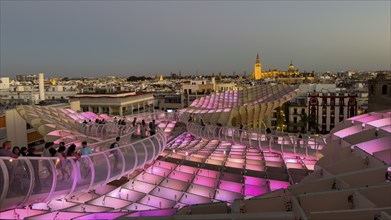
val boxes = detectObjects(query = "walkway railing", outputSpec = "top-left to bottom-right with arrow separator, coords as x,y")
0,128 -> 166,211
187,122 -> 326,159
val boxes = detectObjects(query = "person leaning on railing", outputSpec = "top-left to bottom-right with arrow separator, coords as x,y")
66,144 -> 82,183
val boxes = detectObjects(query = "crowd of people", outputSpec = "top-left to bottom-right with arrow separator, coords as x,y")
0,140 -> 98,193
0,116 -> 160,194
130,117 -> 157,138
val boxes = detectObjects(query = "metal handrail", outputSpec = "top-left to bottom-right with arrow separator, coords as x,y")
0,128 -> 166,211
187,122 -> 325,159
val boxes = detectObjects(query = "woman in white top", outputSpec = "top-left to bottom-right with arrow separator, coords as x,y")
140,120 -> 147,138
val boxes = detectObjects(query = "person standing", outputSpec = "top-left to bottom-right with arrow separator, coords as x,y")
140,120 -> 147,138
56,146 -> 69,180
79,141 -> 93,178
110,137 -> 120,171
12,146 -> 21,156
20,147 -> 28,156
0,141 -> 18,158
132,117 -> 137,127
239,124 -> 243,139
42,142 -> 55,177
296,131 -> 302,148
1,141 -> 19,192
66,144 -> 82,182
272,128 -> 278,146
149,120 -> 157,136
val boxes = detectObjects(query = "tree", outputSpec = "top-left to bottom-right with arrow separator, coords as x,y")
276,107 -> 287,132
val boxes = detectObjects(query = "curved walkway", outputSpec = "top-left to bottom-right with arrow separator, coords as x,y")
187,122 -> 326,159
0,107 -> 169,211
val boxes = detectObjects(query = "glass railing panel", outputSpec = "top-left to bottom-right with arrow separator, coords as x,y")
105,148 -> 124,180
147,139 -> 158,163
52,157 -> 76,198
150,136 -> 161,158
73,156 -> 93,192
133,142 -> 147,167
24,158 -> 56,204
88,153 -> 109,186
119,145 -> 137,172
3,159 -> 32,209
0,160 -> 6,201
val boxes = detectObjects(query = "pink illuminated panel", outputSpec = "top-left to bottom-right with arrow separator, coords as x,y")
75,213 -> 126,220
214,189 -> 243,202
218,180 -> 243,194
180,192 -> 211,205
0,209 -> 46,220
269,180 -> 290,191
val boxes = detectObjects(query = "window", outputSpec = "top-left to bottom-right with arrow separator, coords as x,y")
330,98 -> 335,106
370,85 -> 374,94
92,106 -> 99,113
382,85 -> 388,95
294,108 -> 297,114
293,117 -> 297,123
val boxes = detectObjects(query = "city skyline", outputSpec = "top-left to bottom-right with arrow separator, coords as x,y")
1,1 -> 390,77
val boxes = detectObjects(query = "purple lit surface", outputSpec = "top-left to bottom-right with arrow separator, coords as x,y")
138,195 -> 176,209
146,166 -> 171,177
269,180 -> 290,191
187,184 -> 215,198
88,196 -> 131,209
28,212 -> 87,220
333,125 -> 362,138
219,180 -> 243,193
180,193 -> 211,205
125,203 -> 155,211
0,209 -> 46,220
214,189 -> 243,201
245,184 -> 269,196
355,137 -> 390,155
150,186 -> 183,201
135,172 -> 165,184
193,175 -> 217,188
160,178 -> 189,191
168,171 -> 194,182
246,164 -> 265,171
127,209 -> 177,217
74,213 -> 126,220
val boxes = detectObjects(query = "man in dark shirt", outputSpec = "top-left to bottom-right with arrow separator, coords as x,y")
149,120 -> 157,136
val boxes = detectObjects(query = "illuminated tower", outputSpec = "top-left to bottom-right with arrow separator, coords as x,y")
253,53 -> 262,80
289,60 -> 295,72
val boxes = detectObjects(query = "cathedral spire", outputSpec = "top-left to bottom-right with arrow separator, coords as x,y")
256,53 -> 260,64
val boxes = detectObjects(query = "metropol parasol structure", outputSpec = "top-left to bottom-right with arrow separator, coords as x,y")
0,84 -> 389,220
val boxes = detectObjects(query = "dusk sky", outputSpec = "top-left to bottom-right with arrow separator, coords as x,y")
1,1 -> 390,77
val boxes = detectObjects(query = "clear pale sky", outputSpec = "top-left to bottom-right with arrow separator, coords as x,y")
1,1 -> 390,77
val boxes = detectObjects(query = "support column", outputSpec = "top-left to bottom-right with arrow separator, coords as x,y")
119,106 -> 123,116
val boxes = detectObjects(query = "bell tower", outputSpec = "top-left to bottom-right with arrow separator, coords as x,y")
253,53 -> 262,80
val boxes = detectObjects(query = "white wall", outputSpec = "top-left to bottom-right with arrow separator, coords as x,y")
5,109 -> 27,147
0,77 -> 10,90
